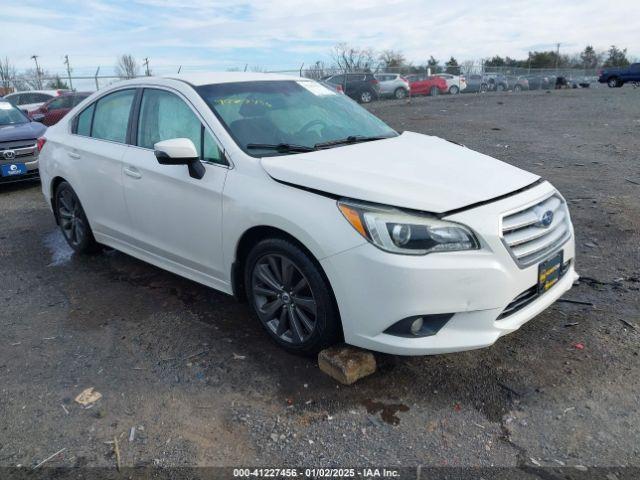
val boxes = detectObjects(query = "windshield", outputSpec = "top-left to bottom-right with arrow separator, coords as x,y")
0,102 -> 28,125
196,80 -> 397,156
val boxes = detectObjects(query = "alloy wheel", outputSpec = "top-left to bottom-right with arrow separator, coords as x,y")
394,88 -> 407,99
57,188 -> 85,247
251,254 -> 317,344
361,91 -> 372,103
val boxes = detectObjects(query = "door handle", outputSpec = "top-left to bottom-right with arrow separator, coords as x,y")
67,152 -> 81,159
123,166 -> 142,179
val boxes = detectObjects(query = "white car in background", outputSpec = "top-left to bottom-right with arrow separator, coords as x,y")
437,74 -> 467,95
374,73 -> 411,99
3,89 -> 69,113
37,73 -> 577,356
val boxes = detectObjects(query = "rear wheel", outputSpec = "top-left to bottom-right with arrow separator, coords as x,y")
496,84 -> 506,92
513,84 -> 522,92
448,85 -> 460,95
429,86 -> 439,96
359,90 -> 373,103
245,238 -> 341,355
55,181 -> 100,254
607,77 -> 619,88
394,87 -> 407,99
480,83 -> 488,93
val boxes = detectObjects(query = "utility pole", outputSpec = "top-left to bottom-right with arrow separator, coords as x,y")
31,55 -> 42,89
143,57 -> 150,76
554,42 -> 560,73
64,55 -> 73,90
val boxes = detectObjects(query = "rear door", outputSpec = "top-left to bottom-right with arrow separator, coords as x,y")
121,87 -> 229,280
65,89 -> 135,240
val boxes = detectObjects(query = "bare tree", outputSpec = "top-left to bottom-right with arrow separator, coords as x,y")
378,50 -> 406,71
0,57 -> 18,92
115,54 -> 140,79
303,60 -> 328,80
17,68 -> 51,90
331,43 -> 375,72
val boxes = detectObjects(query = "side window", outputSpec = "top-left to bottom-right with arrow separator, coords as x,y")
34,94 -> 52,103
203,129 -> 223,164
137,89 -> 225,165
20,94 -> 34,105
5,94 -> 20,106
47,97 -> 73,110
75,103 -> 95,136
92,89 -> 135,143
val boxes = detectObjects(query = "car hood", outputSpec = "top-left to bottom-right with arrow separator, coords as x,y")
0,122 -> 46,143
260,131 -> 539,213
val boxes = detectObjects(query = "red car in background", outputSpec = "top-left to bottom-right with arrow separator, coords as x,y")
406,74 -> 448,96
29,92 -> 91,126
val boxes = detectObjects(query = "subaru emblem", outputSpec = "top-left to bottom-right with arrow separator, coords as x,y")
540,210 -> 554,227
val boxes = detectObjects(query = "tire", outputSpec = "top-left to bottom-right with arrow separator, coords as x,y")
394,87 -> 407,99
607,77 -> 619,88
244,238 -> 341,356
429,86 -> 439,96
54,181 -> 100,254
480,83 -> 488,93
448,85 -> 460,95
513,85 -> 522,92
359,90 -> 373,103
496,84 -> 505,92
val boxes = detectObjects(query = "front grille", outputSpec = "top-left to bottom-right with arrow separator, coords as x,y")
501,193 -> 572,267
0,140 -> 38,164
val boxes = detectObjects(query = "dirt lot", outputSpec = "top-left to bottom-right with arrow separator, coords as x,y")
1,87 -> 639,475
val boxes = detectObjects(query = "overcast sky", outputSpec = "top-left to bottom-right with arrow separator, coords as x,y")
4,0 -> 639,77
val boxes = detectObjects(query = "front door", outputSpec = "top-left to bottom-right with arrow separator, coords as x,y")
121,88 -> 229,282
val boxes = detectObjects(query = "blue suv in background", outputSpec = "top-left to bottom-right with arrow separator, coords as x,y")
0,101 -> 46,184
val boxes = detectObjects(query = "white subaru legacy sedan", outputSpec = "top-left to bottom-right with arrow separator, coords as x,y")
38,73 -> 578,356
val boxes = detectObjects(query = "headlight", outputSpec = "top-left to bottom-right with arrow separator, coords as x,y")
337,199 -> 479,255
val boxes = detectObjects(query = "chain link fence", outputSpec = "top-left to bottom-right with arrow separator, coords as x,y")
1,62 -> 602,100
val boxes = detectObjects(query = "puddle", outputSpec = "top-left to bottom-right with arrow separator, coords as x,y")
44,230 -> 74,266
361,399 -> 409,425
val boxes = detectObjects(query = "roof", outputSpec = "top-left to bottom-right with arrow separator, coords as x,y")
163,71 -> 303,86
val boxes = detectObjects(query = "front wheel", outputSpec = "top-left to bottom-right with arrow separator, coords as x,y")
448,85 -> 460,95
480,83 -> 488,93
55,181 -> 100,254
607,77 -> 619,88
245,238 -> 341,355
513,85 -> 522,92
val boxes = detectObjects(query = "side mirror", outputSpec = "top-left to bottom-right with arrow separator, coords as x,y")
31,113 -> 45,122
154,138 -> 205,180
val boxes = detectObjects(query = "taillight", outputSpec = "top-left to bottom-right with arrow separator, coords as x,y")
56,90 -> 64,95
37,137 -> 47,152
336,85 -> 344,93
370,78 -> 379,84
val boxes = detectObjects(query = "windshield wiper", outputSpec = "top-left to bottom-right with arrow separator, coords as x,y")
246,143 -> 316,154
314,135 -> 392,150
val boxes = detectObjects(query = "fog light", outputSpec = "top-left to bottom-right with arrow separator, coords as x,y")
410,317 -> 424,335
384,314 -> 453,338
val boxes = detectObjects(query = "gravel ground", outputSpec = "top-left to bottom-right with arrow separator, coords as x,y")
0,87 -> 638,475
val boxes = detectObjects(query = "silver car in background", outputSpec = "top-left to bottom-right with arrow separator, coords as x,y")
374,73 -> 411,99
